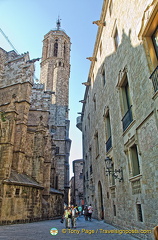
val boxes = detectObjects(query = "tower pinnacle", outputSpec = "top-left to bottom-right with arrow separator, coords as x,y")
56,17 -> 61,30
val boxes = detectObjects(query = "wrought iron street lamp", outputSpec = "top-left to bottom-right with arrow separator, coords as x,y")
105,157 -> 123,182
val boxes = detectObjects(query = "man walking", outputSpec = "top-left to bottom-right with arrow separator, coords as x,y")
71,205 -> 78,228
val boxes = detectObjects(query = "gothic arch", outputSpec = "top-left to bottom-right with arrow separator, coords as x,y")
98,181 -> 104,220
54,39 -> 58,57
64,41 -> 67,59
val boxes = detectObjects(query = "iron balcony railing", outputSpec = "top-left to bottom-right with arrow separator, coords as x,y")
106,136 -> 112,152
149,66 -> 158,92
122,105 -> 133,131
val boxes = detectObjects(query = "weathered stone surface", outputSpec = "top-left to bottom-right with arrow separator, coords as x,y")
0,26 -> 71,224
78,0 -> 158,238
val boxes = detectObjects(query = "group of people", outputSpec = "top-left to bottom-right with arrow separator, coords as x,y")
83,204 -> 93,221
63,205 -> 79,228
62,204 -> 93,228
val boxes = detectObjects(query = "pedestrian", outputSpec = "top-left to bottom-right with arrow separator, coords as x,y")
64,206 -> 72,228
78,206 -> 82,216
154,226 -> 158,240
88,204 -> 93,221
71,205 -> 78,228
84,205 -> 88,221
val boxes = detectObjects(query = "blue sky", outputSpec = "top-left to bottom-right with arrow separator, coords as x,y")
0,0 -> 103,178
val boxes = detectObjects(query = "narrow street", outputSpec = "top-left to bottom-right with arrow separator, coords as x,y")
0,215 -> 151,240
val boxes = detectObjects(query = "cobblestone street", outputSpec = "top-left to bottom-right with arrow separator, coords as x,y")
0,216 -> 152,240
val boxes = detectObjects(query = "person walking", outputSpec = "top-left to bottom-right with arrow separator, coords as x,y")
88,204 -> 93,221
84,205 -> 88,221
78,206 -> 82,216
64,206 -> 72,228
71,205 -> 78,228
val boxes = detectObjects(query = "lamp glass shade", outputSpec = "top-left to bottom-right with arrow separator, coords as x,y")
105,157 -> 112,169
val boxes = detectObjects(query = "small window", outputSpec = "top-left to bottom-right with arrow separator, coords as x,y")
95,132 -> 99,157
105,111 -> 112,152
90,164 -> 93,175
130,144 -> 140,176
79,173 -> 83,179
151,27 -> 158,59
136,204 -> 143,222
64,42 -> 66,59
113,203 -> 116,216
93,94 -> 96,111
55,147 -> 59,154
102,68 -> 106,86
15,189 -> 20,195
121,77 -> 133,131
55,176 -> 58,189
54,39 -> 58,57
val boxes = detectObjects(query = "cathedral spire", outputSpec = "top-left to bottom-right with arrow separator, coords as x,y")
56,16 -> 61,30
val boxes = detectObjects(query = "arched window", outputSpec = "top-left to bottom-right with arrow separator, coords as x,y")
54,39 -> 58,57
64,42 -> 66,59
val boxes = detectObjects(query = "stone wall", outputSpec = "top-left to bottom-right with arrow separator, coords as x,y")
0,48 -> 64,224
80,0 -> 158,238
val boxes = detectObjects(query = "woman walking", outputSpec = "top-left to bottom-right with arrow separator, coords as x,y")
64,206 -> 72,228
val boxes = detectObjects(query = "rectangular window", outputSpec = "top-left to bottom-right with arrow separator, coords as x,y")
102,69 -> 106,86
55,176 -> 58,189
136,204 -> 143,222
121,77 -> 133,131
79,173 -> 83,179
15,188 -> 20,195
95,132 -> 99,157
113,203 -> 116,216
55,146 -> 59,154
130,144 -> 140,176
90,164 -> 93,175
93,94 -> 96,111
151,26 -> 158,59
105,112 -> 112,152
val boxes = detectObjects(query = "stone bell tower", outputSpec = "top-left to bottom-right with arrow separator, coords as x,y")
40,19 -> 71,204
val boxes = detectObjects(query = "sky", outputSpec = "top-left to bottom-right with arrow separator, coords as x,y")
0,0 -> 103,178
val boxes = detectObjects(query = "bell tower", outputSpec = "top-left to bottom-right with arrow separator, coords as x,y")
40,20 -> 71,204
40,19 -> 71,106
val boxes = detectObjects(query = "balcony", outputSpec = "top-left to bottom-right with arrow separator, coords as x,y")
76,116 -> 82,131
149,66 -> 158,92
106,136 -> 112,152
122,106 -> 133,131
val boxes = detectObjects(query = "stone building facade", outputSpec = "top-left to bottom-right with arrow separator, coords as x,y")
77,0 -> 158,238
0,23 -> 71,224
70,159 -> 84,206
